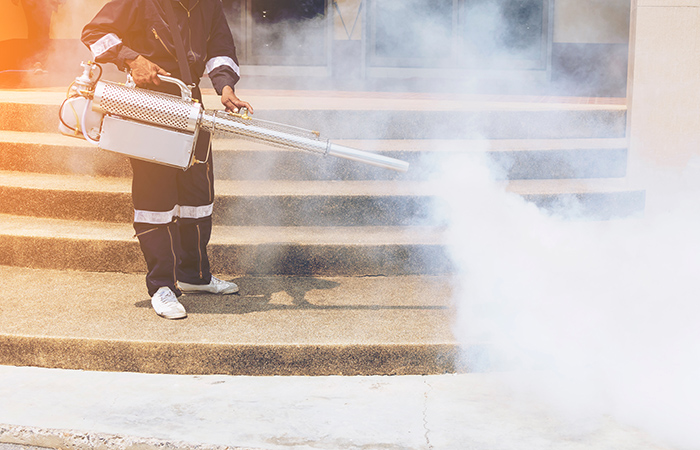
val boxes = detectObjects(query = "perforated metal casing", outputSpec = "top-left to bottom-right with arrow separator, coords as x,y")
93,81 -> 201,133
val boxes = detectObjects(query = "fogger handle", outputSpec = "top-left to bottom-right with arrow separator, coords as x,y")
157,75 -> 194,101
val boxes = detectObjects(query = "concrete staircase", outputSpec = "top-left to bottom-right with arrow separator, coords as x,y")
0,86 -> 643,375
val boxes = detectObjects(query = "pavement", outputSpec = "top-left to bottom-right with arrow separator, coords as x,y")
0,365 -> 674,450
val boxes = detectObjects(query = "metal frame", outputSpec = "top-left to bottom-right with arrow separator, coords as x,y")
363,0 -> 553,79
225,0 -> 553,82
237,0 -> 334,78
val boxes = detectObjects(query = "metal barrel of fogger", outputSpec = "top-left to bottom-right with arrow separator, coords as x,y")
200,111 -> 409,172
92,80 -> 409,172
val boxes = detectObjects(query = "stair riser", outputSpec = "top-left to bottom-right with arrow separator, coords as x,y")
214,148 -> 630,181
0,336 -> 459,376
488,148 -> 628,180
0,142 -> 629,181
523,191 -> 647,220
0,142 -> 130,178
260,109 -> 628,140
215,196 -> 437,227
0,185 -> 645,225
0,236 -> 452,276
2,103 -> 627,139
1,104 -> 57,134
0,186 -> 437,226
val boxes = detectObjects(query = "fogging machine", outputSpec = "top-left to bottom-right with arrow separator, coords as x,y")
58,62 -> 409,172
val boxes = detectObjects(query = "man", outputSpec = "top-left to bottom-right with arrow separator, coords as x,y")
82,0 -> 253,319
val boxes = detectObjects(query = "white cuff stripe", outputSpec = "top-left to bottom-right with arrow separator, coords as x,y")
206,56 -> 240,77
90,33 -> 122,58
133,203 -> 213,224
180,203 -> 213,219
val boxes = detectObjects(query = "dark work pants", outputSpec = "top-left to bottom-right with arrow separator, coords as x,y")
131,130 -> 214,297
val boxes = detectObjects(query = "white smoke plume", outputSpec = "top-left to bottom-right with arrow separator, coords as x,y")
435,149 -> 700,449
423,2 -> 700,448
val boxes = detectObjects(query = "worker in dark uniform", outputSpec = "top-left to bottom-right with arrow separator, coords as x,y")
82,0 -> 253,320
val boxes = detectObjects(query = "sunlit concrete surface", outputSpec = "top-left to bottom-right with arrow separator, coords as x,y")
0,366 -> 672,450
0,444 -> 49,450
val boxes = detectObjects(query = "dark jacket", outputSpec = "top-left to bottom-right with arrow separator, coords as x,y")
81,0 -> 240,95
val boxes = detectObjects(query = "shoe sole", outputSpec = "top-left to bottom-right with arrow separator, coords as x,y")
179,286 -> 239,295
156,311 -> 187,320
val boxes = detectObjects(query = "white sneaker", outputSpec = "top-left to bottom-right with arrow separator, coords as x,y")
151,286 -> 187,319
179,276 -> 239,294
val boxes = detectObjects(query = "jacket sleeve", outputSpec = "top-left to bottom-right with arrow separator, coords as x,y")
81,0 -> 142,71
205,0 -> 241,95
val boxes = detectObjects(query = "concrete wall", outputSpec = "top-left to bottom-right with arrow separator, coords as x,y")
51,0 -> 106,39
0,0 -> 105,41
0,0 -> 362,42
628,0 -> 700,168
0,0 -> 29,41
2,0 -> 632,45
0,0 -> 633,96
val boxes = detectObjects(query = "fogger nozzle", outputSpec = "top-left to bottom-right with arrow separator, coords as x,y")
83,76 -> 409,172
201,110 -> 410,172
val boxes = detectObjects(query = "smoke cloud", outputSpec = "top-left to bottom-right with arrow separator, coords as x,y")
435,149 -> 700,449
402,2 -> 699,449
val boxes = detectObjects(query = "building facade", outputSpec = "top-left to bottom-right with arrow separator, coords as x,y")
1,0 -> 631,96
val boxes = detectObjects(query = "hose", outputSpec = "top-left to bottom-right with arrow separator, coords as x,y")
80,99 -> 100,145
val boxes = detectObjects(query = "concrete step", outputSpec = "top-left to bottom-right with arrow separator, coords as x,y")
0,214 -> 450,275
0,170 -> 436,226
508,179 -> 645,219
0,171 -> 644,229
0,89 -> 626,139
0,265 -> 456,375
0,130 -> 629,181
